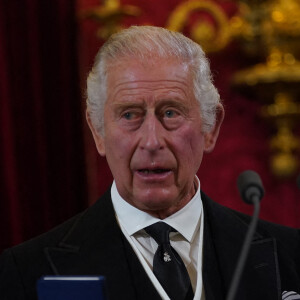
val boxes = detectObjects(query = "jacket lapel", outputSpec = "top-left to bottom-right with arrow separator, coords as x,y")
44,189 -> 159,300
202,208 -> 226,300
202,193 -> 282,300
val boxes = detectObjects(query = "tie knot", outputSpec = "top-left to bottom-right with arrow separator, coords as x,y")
144,222 -> 174,245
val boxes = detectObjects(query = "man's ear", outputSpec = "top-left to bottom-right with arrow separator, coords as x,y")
204,103 -> 225,153
86,111 -> 106,156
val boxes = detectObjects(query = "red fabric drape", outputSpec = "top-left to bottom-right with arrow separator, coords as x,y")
0,0 -> 88,252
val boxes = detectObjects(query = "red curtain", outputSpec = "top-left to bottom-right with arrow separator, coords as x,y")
0,0 -> 88,252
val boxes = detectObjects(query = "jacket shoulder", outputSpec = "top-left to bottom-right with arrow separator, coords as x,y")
4,188 -> 112,258
0,211 -> 85,300
0,190 -> 112,299
202,191 -> 300,266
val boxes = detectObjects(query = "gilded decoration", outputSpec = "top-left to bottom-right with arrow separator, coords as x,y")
80,0 -> 141,40
230,0 -> 300,178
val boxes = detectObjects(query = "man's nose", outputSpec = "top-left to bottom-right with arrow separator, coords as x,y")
139,114 -> 164,152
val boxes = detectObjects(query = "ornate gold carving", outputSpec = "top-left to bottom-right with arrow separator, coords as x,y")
80,0 -> 141,40
231,0 -> 300,178
261,93 -> 300,178
232,51 -> 300,86
167,0 -> 231,52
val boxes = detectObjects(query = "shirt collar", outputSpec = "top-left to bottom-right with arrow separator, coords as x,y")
111,177 -> 202,243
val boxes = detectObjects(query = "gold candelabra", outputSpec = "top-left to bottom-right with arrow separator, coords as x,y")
230,0 -> 300,178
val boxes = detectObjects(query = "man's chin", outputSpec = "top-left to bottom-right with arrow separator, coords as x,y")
130,190 -> 183,217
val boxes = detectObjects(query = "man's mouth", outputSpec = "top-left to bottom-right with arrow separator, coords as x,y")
138,169 -> 171,175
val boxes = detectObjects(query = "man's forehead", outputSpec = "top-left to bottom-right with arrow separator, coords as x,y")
110,79 -> 190,93
105,65 -> 193,105
106,58 -> 192,87
106,56 -> 190,74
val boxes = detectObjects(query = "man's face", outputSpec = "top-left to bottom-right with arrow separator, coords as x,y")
88,57 -> 223,218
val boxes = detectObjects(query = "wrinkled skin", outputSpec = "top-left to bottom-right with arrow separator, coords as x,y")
87,58 -> 224,219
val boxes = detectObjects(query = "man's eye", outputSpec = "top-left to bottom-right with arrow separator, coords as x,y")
123,112 -> 133,120
164,110 -> 177,118
122,110 -> 141,121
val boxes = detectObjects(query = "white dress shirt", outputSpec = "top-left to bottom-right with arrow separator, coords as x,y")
111,177 -> 205,300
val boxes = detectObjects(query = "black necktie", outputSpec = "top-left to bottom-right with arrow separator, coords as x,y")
144,222 -> 194,300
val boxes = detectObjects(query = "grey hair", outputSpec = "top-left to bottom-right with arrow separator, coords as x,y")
86,25 -> 221,135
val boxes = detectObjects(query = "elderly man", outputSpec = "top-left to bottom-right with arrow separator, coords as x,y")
0,26 -> 299,300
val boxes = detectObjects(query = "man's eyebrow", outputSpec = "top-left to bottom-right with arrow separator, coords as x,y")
111,102 -> 145,111
155,98 -> 190,109
158,97 -> 184,104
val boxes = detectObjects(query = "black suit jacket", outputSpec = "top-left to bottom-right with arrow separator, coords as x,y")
1,189 -> 300,300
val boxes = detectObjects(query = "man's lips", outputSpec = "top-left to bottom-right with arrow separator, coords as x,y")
134,168 -> 173,184
137,168 -> 171,174
134,168 -> 173,181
